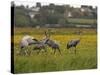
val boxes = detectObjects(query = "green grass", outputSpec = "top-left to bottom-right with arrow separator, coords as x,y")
13,28 -> 97,73
68,18 -> 97,25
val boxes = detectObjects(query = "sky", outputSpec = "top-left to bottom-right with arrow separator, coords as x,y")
14,1 -> 81,8
14,0 -> 97,8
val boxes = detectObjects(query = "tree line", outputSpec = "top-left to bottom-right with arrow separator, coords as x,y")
13,2 -> 97,27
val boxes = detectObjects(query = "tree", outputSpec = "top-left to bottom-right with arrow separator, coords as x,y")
54,5 -> 66,14
15,14 -> 30,27
49,3 -> 55,9
36,2 -> 41,8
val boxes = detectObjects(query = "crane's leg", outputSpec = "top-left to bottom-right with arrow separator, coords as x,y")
54,49 -> 56,54
27,49 -> 31,56
74,47 -> 76,54
20,47 -> 24,55
21,48 -> 26,56
69,48 -> 72,53
19,48 -> 22,55
25,48 -> 29,56
24,49 -> 27,56
68,49 -> 70,53
37,49 -> 41,54
58,48 -> 61,55
43,47 -> 48,55
44,47 -> 47,53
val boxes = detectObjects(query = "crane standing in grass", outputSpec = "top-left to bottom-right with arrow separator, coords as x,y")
67,39 -> 80,54
67,30 -> 82,54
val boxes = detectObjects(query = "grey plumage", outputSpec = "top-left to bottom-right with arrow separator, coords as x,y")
33,39 -> 47,54
67,39 -> 80,54
45,39 -> 61,54
43,31 -> 61,54
20,35 -> 38,48
19,35 -> 38,55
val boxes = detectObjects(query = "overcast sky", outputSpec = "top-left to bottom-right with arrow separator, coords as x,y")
14,0 -> 96,8
15,1 -> 81,8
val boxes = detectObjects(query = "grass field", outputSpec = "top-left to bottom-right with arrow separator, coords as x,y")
13,27 -> 97,73
68,18 -> 97,25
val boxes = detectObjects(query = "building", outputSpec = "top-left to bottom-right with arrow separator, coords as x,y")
28,7 -> 40,18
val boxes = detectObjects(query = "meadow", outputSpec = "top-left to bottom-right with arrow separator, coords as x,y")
13,27 -> 97,73
68,18 -> 97,25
